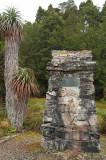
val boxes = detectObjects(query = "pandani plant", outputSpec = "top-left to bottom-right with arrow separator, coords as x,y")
0,7 -> 23,41
0,7 -> 40,131
9,67 -> 40,131
0,7 -> 24,131
10,68 -> 40,98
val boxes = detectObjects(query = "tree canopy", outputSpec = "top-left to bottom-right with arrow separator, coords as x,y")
0,0 -> 106,98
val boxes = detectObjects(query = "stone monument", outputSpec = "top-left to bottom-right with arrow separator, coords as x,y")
41,50 -> 100,153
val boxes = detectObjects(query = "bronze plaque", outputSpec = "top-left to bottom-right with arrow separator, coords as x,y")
62,77 -> 79,87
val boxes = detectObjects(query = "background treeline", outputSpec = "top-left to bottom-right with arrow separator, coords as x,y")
0,0 -> 106,98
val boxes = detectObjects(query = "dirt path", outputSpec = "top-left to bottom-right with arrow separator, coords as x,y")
0,131 -> 106,160
0,132 -> 56,160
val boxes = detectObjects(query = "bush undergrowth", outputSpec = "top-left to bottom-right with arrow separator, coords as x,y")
23,98 -> 45,131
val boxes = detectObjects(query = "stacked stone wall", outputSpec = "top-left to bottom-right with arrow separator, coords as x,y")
41,50 -> 100,153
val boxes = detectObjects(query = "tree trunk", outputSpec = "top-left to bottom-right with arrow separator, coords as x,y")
13,95 -> 28,131
5,36 -> 27,131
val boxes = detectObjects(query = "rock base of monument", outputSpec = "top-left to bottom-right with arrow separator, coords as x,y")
41,50 -> 100,153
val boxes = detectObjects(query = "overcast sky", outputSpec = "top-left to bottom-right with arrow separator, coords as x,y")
0,0 -> 105,22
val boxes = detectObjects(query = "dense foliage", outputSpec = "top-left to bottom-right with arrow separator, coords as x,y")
0,0 -> 106,98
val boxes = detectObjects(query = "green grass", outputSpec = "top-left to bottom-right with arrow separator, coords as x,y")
96,101 -> 106,122
0,98 -> 106,137
0,106 -> 10,137
23,98 -> 46,131
0,98 -> 46,136
96,100 -> 106,133
99,136 -> 106,155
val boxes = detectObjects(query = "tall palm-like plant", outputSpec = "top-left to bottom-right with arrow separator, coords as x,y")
0,7 -> 23,130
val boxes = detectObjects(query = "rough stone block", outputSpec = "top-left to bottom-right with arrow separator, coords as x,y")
54,140 -> 68,151
74,120 -> 89,126
90,132 -> 100,140
55,131 -> 65,139
61,113 -> 71,126
47,91 -> 57,96
41,137 -> 49,152
46,99 -> 57,106
65,87 -> 79,96
80,132 -> 90,141
58,97 -> 73,104
77,114 -> 87,121
69,105 -> 76,113
43,116 -> 53,123
88,126 -> 99,132
46,94 -> 51,100
75,125 -> 88,132
58,88 -> 66,97
65,131 -> 73,140
42,126 -> 55,139
89,114 -> 97,126
73,131 -> 81,140
58,104 -> 70,113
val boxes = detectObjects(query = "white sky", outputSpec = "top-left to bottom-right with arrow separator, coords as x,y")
0,0 -> 105,22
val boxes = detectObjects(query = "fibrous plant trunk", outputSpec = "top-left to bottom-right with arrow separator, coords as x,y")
5,34 -> 27,131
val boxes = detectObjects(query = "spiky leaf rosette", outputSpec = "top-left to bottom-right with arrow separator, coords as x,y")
10,68 -> 40,97
0,7 -> 23,41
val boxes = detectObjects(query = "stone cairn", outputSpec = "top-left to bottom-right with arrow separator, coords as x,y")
41,50 -> 100,153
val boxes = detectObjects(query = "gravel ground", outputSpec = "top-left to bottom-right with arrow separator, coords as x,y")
0,132 -> 57,160
0,132 -> 105,160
